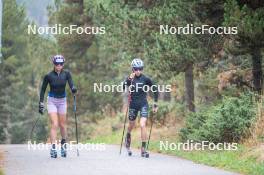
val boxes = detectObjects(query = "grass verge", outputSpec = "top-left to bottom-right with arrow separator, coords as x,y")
0,151 -> 4,175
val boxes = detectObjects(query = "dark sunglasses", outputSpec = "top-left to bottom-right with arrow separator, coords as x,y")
133,67 -> 143,71
54,62 -> 64,66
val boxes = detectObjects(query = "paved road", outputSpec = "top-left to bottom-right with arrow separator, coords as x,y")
1,144 -> 240,175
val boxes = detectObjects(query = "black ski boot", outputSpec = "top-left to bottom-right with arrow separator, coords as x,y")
141,142 -> 149,158
61,139 -> 67,158
141,149 -> 149,158
125,133 -> 132,156
50,144 -> 57,158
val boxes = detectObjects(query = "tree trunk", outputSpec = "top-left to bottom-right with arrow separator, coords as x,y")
4,113 -> 11,144
251,47 -> 262,93
185,63 -> 195,112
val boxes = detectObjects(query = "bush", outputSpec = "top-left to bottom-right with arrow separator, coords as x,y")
149,101 -> 185,125
180,93 -> 256,143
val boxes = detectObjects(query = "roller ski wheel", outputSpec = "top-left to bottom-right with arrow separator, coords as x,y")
61,139 -> 67,158
61,147 -> 67,158
127,149 -> 132,156
50,149 -> 57,158
141,151 -> 149,158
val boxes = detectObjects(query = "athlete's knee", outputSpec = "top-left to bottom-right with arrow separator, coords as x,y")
140,119 -> 146,128
128,121 -> 135,130
59,122 -> 66,129
51,121 -> 58,129
140,123 -> 146,128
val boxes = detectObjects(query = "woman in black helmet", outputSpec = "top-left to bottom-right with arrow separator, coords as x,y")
39,55 -> 77,158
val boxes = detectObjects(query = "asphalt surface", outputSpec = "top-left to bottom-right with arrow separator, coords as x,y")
1,144 -> 240,175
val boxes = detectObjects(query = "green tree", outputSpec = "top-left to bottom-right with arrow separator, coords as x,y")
0,0 -> 28,143
89,0 -> 224,112
0,0 -> 55,143
224,0 -> 264,93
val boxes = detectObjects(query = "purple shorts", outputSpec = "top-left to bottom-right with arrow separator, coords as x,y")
47,97 -> 67,114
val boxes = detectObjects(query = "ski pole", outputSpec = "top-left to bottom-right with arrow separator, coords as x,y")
119,78 -> 133,155
29,116 -> 40,141
146,111 -> 154,150
73,95 -> 80,156
119,94 -> 131,155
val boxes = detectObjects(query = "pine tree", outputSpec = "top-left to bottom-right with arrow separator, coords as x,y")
89,0 -> 225,112
224,0 -> 264,93
0,0 -> 28,143
49,0 -> 93,59
0,0 -> 55,143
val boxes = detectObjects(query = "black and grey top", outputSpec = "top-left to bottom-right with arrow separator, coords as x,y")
123,74 -> 158,103
39,69 -> 75,103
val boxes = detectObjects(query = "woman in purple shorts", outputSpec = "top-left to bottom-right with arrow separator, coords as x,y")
39,55 -> 77,158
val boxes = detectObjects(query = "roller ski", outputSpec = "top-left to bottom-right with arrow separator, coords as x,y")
50,144 -> 57,158
61,139 -> 67,158
141,145 -> 149,158
125,133 -> 132,156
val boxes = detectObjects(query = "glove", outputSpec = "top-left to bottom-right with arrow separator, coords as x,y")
39,102 -> 44,115
153,103 -> 158,113
71,87 -> 77,94
129,73 -> 135,80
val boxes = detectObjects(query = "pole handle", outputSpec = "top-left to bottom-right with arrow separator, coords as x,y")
74,95 -> 76,112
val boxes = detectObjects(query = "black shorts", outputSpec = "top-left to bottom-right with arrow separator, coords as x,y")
128,101 -> 149,121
